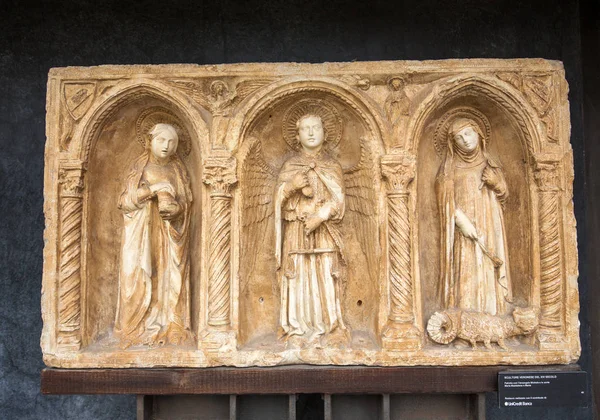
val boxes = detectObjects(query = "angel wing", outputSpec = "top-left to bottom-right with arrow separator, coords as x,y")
342,138 -> 379,276
232,79 -> 277,103
238,137 -> 278,291
168,80 -> 211,110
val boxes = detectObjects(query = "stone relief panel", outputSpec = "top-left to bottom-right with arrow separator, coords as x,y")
41,60 -> 579,368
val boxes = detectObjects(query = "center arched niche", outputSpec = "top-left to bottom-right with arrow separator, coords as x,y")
233,86 -> 386,349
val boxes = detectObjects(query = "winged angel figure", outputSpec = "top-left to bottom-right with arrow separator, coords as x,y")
239,100 -> 378,347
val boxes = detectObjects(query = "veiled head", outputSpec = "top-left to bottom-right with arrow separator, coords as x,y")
449,118 -> 483,154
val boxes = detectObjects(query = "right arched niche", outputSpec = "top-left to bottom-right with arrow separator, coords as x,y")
416,88 -> 536,333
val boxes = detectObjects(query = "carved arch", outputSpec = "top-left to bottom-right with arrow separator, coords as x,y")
72,79 -> 210,163
230,78 -> 389,346
405,74 -> 545,158
71,79 -> 210,347
226,78 -> 390,153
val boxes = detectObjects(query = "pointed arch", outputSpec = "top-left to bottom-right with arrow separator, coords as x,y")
406,74 -> 545,159
72,79 -> 210,163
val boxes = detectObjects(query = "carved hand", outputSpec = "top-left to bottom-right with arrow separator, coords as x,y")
136,184 -> 153,203
159,203 -> 181,220
149,182 -> 176,197
455,209 -> 479,240
290,171 -> 309,191
481,167 -> 501,189
304,214 -> 324,235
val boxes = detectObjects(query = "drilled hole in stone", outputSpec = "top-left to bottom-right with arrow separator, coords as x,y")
259,297 -> 264,303
357,300 -> 363,306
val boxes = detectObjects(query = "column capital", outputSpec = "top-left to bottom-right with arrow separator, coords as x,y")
380,151 -> 416,192
533,162 -> 560,191
58,160 -> 86,198
203,156 -> 237,195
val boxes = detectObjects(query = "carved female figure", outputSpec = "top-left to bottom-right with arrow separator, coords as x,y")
275,114 -> 347,345
436,113 -> 512,316
115,121 -> 192,347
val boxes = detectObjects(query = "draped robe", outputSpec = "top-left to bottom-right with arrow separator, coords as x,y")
275,150 -> 345,339
436,147 -> 512,315
115,152 -> 192,346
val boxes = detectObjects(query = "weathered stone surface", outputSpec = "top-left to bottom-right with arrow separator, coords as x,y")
41,59 -> 580,367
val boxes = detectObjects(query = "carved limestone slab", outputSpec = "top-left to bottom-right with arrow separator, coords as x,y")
42,59 -> 580,368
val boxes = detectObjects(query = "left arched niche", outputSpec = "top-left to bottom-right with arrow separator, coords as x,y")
81,95 -> 204,348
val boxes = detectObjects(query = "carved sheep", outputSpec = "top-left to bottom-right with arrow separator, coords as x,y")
426,307 -> 539,350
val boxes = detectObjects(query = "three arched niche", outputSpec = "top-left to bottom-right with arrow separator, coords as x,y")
416,88 -> 536,340
82,91 -> 206,348
236,88 -> 385,348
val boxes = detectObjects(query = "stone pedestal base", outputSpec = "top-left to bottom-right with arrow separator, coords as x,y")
381,321 -> 422,351
199,328 -> 237,353
536,330 -> 566,351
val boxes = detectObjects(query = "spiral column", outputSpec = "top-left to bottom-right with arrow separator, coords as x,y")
201,156 -> 237,351
57,161 -> 85,351
380,152 -> 421,350
534,160 -> 565,349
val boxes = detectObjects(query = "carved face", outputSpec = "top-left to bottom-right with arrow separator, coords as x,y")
297,115 -> 325,152
453,124 -> 480,153
151,129 -> 179,159
389,78 -> 403,91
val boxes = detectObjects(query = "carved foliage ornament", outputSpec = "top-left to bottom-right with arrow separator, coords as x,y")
203,157 -> 238,195
380,151 -> 416,192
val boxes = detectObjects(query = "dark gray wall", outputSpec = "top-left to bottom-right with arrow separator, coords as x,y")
0,0 -> 593,418
582,0 -> 600,417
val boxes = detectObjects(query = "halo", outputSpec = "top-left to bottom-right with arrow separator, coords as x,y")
136,106 -> 191,156
433,107 -> 492,156
282,99 -> 343,150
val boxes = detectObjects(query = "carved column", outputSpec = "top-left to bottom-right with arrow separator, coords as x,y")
57,161 -> 85,351
534,159 -> 565,349
380,152 -> 421,350
201,156 -> 238,350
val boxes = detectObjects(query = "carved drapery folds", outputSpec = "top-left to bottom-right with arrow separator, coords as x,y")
57,161 -> 85,351
201,156 -> 238,349
534,157 -> 565,348
380,151 -> 421,350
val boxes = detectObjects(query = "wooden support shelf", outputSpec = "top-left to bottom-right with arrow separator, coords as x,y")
41,364 -> 581,395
